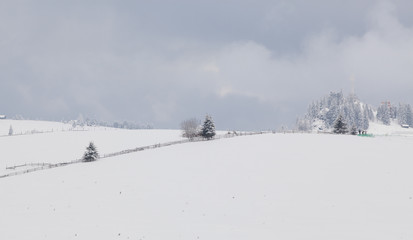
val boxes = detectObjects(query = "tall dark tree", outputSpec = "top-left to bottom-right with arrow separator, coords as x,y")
201,115 -> 216,139
333,114 -> 348,134
83,142 -> 99,162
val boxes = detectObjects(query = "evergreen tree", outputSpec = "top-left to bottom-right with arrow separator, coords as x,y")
350,125 -> 358,135
406,104 -> 413,126
377,104 -> 391,125
83,142 -> 99,162
8,125 -> 13,136
333,115 -> 348,134
362,106 -> 370,129
201,115 -> 216,139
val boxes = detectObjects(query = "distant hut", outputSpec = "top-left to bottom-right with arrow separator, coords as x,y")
0,115 -> 6,119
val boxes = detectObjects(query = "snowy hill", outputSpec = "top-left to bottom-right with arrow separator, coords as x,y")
1,120 -> 413,239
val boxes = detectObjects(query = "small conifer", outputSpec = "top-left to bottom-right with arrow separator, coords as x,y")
83,142 -> 99,162
201,115 -> 216,139
333,115 -> 348,134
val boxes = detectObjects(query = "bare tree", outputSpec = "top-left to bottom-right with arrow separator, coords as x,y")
180,118 -> 200,140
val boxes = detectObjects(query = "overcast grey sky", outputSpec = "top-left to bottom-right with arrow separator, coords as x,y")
1,0 -> 413,130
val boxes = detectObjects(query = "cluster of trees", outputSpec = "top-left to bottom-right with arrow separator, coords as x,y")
297,91 -> 413,131
181,115 -> 216,140
297,92 -> 374,131
332,114 -> 367,135
376,103 -> 413,126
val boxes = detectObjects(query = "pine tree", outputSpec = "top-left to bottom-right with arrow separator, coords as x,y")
406,104 -> 413,126
333,115 -> 348,134
362,106 -> 370,130
377,104 -> 390,125
201,115 -> 216,139
83,142 -> 99,162
8,125 -> 13,136
350,125 -> 358,135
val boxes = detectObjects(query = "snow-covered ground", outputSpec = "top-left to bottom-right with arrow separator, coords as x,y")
0,119 -> 75,135
0,120 -> 183,175
1,120 -> 413,239
368,121 -> 413,137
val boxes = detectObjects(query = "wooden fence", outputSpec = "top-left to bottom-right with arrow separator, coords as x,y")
0,131 -> 268,179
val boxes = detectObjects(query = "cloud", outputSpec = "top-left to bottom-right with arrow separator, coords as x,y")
195,1 -> 413,108
0,1 -> 412,129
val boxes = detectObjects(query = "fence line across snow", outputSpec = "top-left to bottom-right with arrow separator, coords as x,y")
0,131 -> 268,179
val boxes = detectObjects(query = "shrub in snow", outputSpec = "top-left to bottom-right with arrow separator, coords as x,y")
181,118 -> 200,140
201,115 -> 216,140
333,115 -> 348,134
83,142 -> 99,162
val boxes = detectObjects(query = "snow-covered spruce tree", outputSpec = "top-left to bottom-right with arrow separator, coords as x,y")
350,125 -> 358,135
201,115 -> 216,140
333,115 -> 348,134
8,125 -> 13,136
405,104 -> 413,126
377,104 -> 391,125
83,142 -> 99,162
397,103 -> 413,126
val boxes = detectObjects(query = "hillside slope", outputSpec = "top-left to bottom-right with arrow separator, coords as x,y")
1,133 -> 413,240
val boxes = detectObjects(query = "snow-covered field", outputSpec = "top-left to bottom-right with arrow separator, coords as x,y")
368,121 -> 413,137
0,119 -> 75,135
0,120 -> 183,175
1,120 -> 413,239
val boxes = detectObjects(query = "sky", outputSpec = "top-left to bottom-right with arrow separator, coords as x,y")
1,0 -> 413,130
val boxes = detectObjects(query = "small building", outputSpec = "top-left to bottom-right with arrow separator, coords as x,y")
0,115 -> 6,119
401,124 -> 410,128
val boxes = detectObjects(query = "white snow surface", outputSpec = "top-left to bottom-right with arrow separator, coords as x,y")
0,120 -> 183,175
0,119 -> 75,135
1,120 -> 413,239
368,121 -> 413,137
